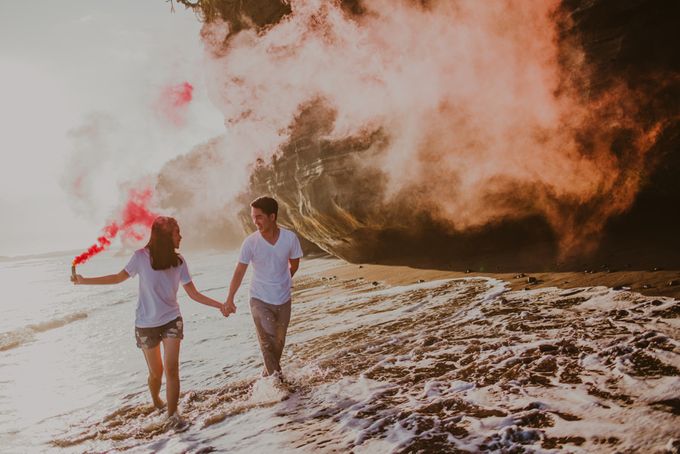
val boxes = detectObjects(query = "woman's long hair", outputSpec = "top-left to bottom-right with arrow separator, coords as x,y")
146,216 -> 183,270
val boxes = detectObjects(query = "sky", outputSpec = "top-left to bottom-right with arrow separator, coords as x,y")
0,0 -> 224,257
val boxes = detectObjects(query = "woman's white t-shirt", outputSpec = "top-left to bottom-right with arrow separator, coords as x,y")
238,228 -> 303,305
124,248 -> 192,328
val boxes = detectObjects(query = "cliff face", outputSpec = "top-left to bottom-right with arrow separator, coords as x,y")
171,0 -> 680,270
240,101 -> 563,269
556,0 -> 680,269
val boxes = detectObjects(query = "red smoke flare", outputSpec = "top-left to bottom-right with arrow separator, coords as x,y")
72,189 -> 158,266
170,81 -> 193,106
156,81 -> 194,126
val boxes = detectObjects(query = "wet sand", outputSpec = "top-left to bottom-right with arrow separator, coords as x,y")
47,255 -> 680,452
316,260 -> 680,300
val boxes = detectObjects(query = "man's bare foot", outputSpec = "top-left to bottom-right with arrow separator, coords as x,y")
166,413 -> 189,432
271,370 -> 285,384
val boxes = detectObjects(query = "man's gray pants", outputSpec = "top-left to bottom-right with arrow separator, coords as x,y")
250,298 -> 291,376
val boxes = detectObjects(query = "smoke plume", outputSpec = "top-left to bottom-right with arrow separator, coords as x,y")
167,0 -> 666,259
154,81 -> 194,126
63,0 -> 673,263
72,188 -> 157,265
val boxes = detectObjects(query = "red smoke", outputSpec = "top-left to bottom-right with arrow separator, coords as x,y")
169,81 -> 193,106
155,81 -> 194,126
72,188 -> 157,266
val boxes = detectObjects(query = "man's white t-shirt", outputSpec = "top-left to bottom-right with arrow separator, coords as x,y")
238,227 -> 303,305
124,248 -> 192,328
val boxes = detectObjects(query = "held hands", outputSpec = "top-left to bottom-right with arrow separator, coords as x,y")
219,303 -> 235,317
220,298 -> 237,317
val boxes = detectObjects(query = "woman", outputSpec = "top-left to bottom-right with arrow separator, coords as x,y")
72,216 -> 228,431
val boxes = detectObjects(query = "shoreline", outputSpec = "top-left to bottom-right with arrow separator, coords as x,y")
311,258 -> 680,300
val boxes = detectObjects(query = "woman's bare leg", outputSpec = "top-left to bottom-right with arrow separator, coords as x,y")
162,337 -> 181,416
142,346 -> 165,410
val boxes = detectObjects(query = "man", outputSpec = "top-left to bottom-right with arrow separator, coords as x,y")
224,196 -> 303,379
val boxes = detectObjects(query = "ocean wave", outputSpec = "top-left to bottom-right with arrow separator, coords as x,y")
0,312 -> 88,352
49,276 -> 680,452
50,375 -> 292,449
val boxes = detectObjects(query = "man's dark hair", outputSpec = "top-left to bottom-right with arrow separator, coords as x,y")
251,196 -> 278,219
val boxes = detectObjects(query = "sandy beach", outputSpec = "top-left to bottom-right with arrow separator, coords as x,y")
1,251 -> 678,452
301,257 -> 680,452
315,258 -> 680,301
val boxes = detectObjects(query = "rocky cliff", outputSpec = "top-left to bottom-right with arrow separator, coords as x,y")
166,0 -> 679,270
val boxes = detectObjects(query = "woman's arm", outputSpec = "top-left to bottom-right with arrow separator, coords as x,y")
72,270 -> 129,285
183,281 -> 225,311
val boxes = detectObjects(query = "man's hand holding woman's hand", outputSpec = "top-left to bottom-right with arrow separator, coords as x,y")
220,303 -> 235,317
220,298 -> 237,317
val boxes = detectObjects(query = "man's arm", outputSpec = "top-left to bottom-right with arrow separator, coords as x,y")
225,262 -> 248,313
289,258 -> 300,278
72,270 -> 129,285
